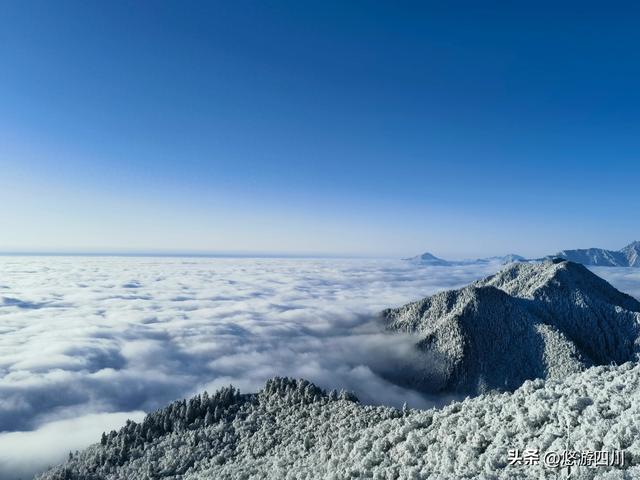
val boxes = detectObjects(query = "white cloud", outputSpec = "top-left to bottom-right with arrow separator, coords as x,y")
0,411 -> 145,480
591,266 -> 640,300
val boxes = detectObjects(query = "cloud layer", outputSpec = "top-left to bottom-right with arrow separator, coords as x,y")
0,256 -> 638,478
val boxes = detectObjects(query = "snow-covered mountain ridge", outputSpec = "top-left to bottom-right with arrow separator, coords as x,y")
38,364 -> 640,479
547,241 -> 640,267
383,260 -> 640,393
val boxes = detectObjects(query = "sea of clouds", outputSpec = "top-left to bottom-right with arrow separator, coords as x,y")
1,256 -> 639,479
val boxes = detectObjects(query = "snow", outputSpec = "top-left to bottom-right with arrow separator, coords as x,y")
37,363 -> 640,479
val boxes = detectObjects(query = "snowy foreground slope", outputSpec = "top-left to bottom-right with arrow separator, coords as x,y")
383,260 -> 640,393
38,366 -> 640,479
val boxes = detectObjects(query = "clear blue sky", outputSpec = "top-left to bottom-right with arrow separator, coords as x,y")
1,1 -> 639,257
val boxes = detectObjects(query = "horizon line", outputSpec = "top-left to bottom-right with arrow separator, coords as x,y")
0,250 -> 389,259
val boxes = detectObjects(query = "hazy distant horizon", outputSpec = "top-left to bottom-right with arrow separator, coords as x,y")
0,239 -> 637,261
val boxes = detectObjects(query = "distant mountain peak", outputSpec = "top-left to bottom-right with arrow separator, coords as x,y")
478,253 -> 527,264
403,252 -> 451,266
548,240 -> 640,267
415,252 -> 444,261
404,252 -> 527,266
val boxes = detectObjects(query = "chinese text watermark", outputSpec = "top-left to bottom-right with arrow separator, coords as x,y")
508,448 -> 625,470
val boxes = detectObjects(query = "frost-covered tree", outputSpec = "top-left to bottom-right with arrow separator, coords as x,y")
35,365 -> 640,480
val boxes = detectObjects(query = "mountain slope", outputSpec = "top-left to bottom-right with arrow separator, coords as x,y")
477,260 -> 640,365
552,248 -> 628,266
622,241 -> 640,267
38,365 -> 640,479
383,260 -> 640,393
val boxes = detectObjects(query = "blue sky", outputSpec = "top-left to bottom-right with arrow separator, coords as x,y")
1,1 -> 639,257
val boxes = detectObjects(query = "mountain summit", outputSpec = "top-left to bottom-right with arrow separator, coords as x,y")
382,260 -> 640,394
403,252 -> 451,266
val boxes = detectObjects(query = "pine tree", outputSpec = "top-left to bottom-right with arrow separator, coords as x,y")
205,410 -> 213,427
